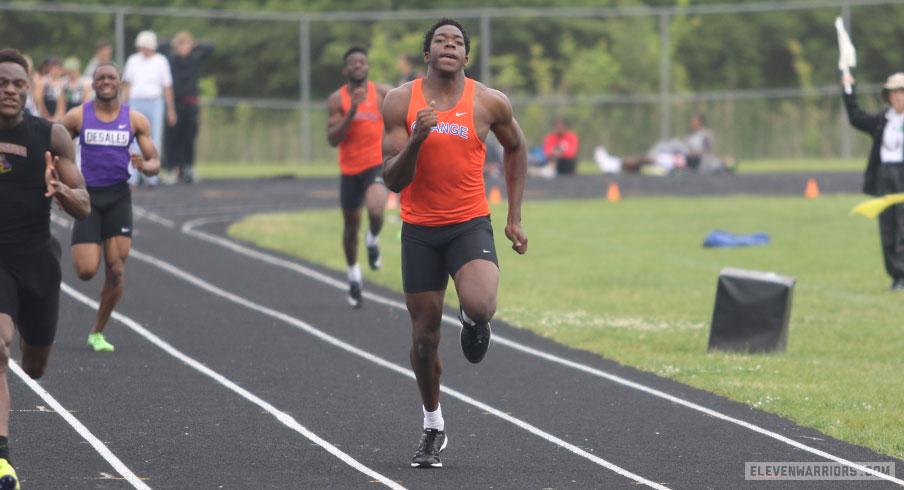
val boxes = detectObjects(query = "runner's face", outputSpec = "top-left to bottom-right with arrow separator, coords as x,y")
0,62 -> 28,118
428,25 -> 467,73
343,52 -> 369,83
93,66 -> 122,102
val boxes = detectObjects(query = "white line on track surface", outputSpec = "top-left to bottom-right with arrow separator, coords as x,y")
175,215 -> 904,486
60,283 -> 407,490
9,360 -> 151,489
125,247 -> 670,489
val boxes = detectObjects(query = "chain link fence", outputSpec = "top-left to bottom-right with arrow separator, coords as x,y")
2,1 -> 900,164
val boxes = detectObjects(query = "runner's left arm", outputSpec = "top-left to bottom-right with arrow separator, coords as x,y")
130,109 -> 161,176
47,123 -> 90,220
485,89 -> 528,254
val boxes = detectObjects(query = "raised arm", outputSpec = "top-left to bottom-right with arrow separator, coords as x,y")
130,109 -> 161,176
194,42 -> 214,60
483,88 -> 528,254
381,85 -> 434,193
842,73 -> 883,133
47,123 -> 90,220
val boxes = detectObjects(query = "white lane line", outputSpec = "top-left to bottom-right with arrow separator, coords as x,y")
60,283 -> 406,490
9,361 -> 151,489
180,216 -> 904,486
132,206 -> 175,229
126,247 -> 669,489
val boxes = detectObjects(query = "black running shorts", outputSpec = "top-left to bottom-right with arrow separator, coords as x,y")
340,164 -> 384,211
71,181 -> 133,245
401,215 -> 499,293
0,238 -> 62,347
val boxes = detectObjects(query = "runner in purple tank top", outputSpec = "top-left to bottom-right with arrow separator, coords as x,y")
62,62 -> 159,352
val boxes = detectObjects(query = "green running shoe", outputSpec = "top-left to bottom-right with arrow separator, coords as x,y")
0,458 -> 20,490
87,333 -> 115,352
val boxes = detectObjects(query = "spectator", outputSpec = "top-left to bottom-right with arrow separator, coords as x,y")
595,113 -> 735,175
21,54 -> 38,115
123,30 -> 176,187
396,54 -> 418,86
160,30 -> 213,184
33,56 -> 66,122
62,56 -> 91,110
83,41 -> 113,80
533,118 -> 579,178
842,72 -> 904,290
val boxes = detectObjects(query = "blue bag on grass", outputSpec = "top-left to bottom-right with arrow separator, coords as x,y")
703,230 -> 770,248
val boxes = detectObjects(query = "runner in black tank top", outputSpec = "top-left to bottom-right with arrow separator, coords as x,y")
0,48 -> 90,487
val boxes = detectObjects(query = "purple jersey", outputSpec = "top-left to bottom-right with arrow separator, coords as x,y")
79,101 -> 134,187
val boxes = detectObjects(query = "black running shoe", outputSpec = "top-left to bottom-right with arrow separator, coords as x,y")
347,281 -> 362,308
459,309 -> 491,363
411,428 -> 447,468
367,243 -> 382,270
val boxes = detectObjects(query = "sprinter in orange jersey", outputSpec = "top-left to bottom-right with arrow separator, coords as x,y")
327,47 -> 392,308
381,19 -> 528,469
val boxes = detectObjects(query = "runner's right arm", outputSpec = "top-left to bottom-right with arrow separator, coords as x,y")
326,86 -> 368,147
381,86 -> 434,193
61,105 -> 82,139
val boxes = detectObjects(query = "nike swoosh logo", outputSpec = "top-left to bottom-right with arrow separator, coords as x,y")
482,249 -> 492,253
456,112 -> 467,116
121,227 -> 130,233
118,124 -> 127,129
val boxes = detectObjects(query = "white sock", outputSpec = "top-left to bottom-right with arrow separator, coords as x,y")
347,263 -> 362,283
365,229 -> 379,247
460,309 -> 475,326
423,404 -> 444,431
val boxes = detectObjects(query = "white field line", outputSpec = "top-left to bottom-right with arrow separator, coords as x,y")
9,361 -> 151,489
177,215 -> 904,486
60,283 -> 406,490
132,206 -> 175,229
125,247 -> 670,490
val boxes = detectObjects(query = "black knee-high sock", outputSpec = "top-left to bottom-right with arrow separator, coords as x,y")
0,436 -> 10,462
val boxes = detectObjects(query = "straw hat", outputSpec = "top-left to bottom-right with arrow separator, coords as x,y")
882,72 -> 904,102
135,30 -> 158,51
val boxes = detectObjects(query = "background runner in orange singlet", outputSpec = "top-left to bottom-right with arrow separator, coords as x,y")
326,47 -> 392,308
381,19 -> 528,469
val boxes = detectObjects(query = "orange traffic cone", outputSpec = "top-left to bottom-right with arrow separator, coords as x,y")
606,182 -> 621,202
386,192 -> 398,210
488,186 -> 502,205
805,179 -> 819,199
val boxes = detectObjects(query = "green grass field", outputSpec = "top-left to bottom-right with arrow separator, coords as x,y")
196,157 -> 865,180
228,193 -> 904,460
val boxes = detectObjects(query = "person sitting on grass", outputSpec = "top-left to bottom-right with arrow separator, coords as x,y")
595,113 -> 737,175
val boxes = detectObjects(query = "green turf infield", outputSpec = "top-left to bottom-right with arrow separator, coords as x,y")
228,194 -> 903,459
196,158 -> 864,180
195,161 -> 338,179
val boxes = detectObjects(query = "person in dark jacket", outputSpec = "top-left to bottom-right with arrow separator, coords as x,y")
843,72 -> 904,290
161,30 -> 212,184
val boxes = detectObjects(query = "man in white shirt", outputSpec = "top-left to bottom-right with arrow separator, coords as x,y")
122,30 -> 176,187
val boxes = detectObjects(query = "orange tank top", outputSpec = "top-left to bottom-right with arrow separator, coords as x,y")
402,77 -> 488,226
338,81 -> 383,175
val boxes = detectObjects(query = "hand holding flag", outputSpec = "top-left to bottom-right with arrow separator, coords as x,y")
835,17 -> 857,95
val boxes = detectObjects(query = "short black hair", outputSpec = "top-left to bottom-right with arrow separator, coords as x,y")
93,62 -> 121,78
0,48 -> 29,75
423,18 -> 470,56
343,46 -> 367,63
